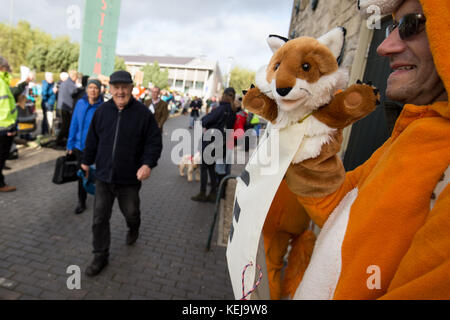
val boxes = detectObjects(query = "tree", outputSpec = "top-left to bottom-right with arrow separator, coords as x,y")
141,61 -> 169,89
114,56 -> 127,71
45,37 -> 79,72
0,21 -> 78,74
0,21 -> 32,72
229,66 -> 256,98
26,44 -> 49,72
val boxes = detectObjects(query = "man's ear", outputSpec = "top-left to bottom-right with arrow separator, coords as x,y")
317,27 -> 346,61
267,35 -> 289,53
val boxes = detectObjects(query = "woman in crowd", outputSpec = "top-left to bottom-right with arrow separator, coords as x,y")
41,72 -> 57,135
67,79 -> 103,214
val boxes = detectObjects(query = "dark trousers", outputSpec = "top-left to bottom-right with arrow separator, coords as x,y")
0,135 -> 14,187
200,140 -> 219,194
200,162 -> 217,194
41,103 -> 49,135
92,179 -> 142,257
56,109 -> 72,146
73,148 -> 87,205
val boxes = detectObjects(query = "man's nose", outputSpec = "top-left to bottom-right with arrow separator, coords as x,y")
377,27 -> 407,57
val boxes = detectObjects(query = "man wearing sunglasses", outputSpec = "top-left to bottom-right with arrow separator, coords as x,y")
379,5 -> 446,106
265,0 -> 450,300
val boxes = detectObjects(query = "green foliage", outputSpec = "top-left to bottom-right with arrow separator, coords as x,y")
114,56 -> 127,71
0,20 -> 78,74
26,44 -> 49,72
141,61 -> 169,89
45,37 -> 79,72
229,66 -> 256,98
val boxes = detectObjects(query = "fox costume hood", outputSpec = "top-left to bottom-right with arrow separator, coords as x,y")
257,0 -> 450,300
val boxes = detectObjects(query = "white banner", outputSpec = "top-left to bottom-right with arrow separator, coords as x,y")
226,122 -> 307,300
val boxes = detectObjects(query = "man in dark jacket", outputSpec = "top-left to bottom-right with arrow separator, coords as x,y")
81,70 -> 162,277
55,70 -> 78,147
191,87 -> 236,203
189,97 -> 202,128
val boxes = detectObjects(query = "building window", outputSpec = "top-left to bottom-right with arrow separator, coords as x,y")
195,81 -> 204,90
175,80 -> 183,88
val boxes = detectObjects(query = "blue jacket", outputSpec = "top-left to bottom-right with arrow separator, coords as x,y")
67,94 -> 103,152
41,80 -> 56,109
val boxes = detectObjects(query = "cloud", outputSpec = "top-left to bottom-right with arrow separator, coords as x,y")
1,0 -> 292,72
117,9 -> 291,72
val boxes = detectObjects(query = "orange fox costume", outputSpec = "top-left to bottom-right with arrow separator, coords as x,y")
264,0 -> 450,299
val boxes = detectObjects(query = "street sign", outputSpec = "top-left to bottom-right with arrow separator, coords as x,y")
78,0 -> 122,78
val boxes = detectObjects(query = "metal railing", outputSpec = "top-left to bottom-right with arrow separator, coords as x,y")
205,174 -> 238,251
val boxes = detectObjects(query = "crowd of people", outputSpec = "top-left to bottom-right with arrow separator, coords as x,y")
0,60 -> 255,276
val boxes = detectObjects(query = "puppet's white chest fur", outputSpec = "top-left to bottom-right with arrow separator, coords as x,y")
286,116 -> 336,164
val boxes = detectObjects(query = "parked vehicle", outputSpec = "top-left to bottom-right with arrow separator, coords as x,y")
17,86 -> 38,137
17,100 -> 37,134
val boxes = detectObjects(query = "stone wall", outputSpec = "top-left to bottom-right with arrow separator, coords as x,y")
289,0 -> 364,74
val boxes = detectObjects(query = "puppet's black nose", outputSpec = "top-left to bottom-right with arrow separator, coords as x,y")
276,87 -> 292,97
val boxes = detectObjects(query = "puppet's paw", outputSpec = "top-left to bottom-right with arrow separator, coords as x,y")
243,84 -> 278,122
242,85 -> 265,113
342,80 -> 379,116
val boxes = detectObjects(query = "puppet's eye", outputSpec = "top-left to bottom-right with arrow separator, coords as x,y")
274,63 -> 280,71
302,63 -> 311,72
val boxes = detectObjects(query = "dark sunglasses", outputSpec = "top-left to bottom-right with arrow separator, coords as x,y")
386,13 -> 426,40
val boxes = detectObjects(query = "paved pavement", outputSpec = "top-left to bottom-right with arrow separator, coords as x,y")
0,114 -> 237,300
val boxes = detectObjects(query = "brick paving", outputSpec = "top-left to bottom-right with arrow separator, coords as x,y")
0,114 -> 237,300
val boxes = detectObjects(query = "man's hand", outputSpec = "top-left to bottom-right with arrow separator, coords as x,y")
6,131 -> 16,137
81,164 -> 90,179
137,165 -> 151,181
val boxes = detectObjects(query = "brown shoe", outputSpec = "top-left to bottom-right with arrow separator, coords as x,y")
0,185 -> 16,192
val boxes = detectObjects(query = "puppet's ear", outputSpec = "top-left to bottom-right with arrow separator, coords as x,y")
267,34 -> 289,53
317,27 -> 346,61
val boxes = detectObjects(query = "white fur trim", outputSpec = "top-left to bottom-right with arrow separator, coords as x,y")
293,134 -> 332,164
430,166 -> 450,211
255,65 -> 273,99
317,27 -> 346,59
294,188 -> 359,300
291,116 -> 336,164
358,0 -> 403,19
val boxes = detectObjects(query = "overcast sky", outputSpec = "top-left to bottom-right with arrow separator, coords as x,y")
0,0 -> 293,73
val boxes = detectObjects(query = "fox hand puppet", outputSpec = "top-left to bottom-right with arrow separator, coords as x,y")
240,28 -> 379,300
243,27 -> 380,164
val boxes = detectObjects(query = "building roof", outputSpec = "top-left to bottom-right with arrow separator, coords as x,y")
118,54 -> 218,71
119,55 -> 195,66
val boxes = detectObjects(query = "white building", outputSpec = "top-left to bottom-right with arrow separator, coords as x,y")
119,55 -> 223,99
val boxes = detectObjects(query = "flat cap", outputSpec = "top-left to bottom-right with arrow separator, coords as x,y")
109,70 -> 133,84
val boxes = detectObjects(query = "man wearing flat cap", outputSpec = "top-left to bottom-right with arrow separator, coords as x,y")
81,70 -> 163,276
